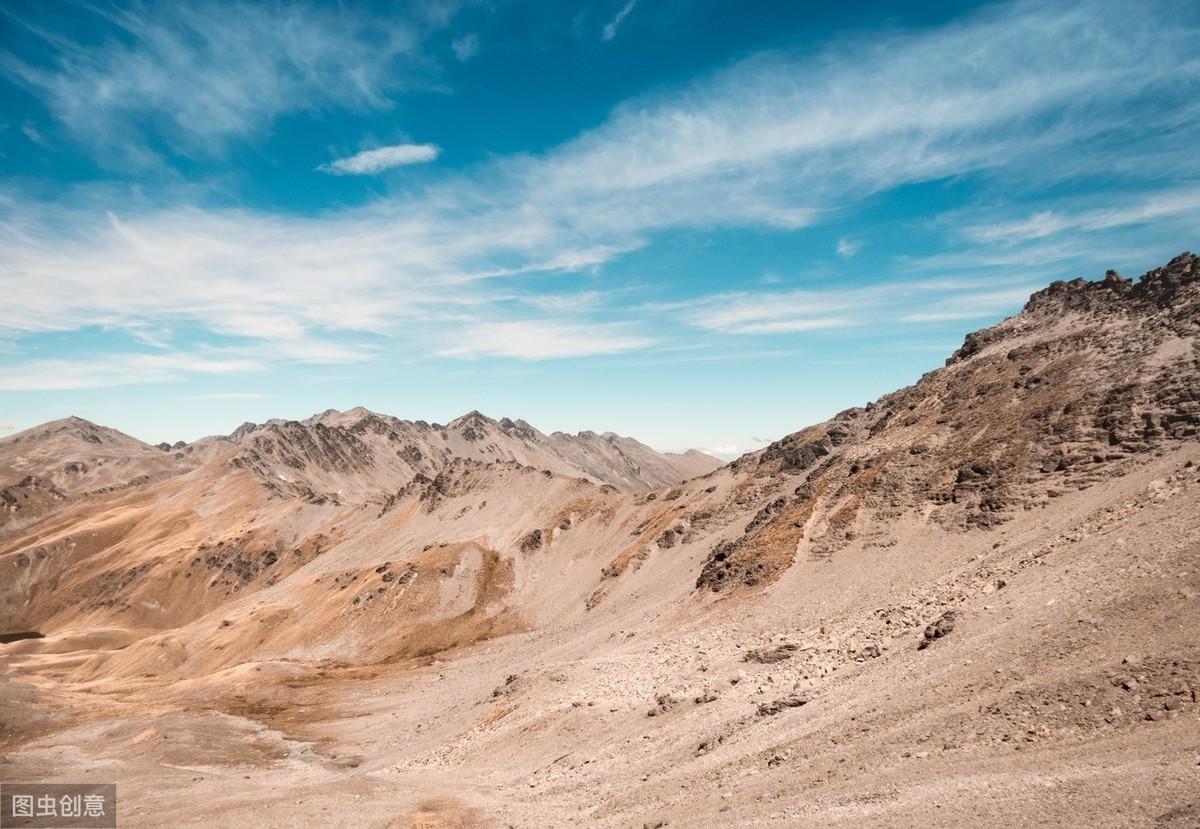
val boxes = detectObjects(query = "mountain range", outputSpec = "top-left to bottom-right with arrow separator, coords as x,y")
2,253 -> 1198,827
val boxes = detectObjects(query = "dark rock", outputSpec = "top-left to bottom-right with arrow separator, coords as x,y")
757,696 -> 808,716
646,693 -> 678,717
918,611 -> 957,650
744,643 -> 800,664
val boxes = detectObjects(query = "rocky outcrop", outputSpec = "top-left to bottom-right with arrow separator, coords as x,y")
698,252 -> 1200,592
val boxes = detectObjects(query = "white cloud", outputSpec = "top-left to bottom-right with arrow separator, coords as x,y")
0,420 -> 14,433
321,143 -> 441,175
0,353 -> 262,391
677,289 -> 861,334
837,237 -> 862,258
602,0 -> 639,41
734,317 -> 858,334
898,286 -> 1041,322
960,186 -> 1200,245
704,443 -> 742,456
702,437 -> 774,460
437,321 -> 655,359
452,33 -> 479,60
702,444 -> 744,461
21,122 -> 47,147
522,291 -> 608,314
0,3 -> 433,165
673,278 -> 1045,334
902,235 -> 1167,275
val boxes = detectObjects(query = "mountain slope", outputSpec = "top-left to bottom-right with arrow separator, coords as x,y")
696,251 -> 1200,590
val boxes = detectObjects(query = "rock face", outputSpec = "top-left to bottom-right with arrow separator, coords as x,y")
697,252 -> 1200,591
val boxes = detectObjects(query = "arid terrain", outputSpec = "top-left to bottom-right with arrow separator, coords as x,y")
2,253 -> 1199,827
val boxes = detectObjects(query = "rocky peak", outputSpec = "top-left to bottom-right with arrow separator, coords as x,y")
949,252 -> 1198,365
700,252 -> 1200,592
48,416 -> 105,444
450,410 -> 494,426
1023,251 -> 1197,316
228,421 -> 259,441
0,416 -> 128,449
497,417 -> 538,441
449,410 -> 495,442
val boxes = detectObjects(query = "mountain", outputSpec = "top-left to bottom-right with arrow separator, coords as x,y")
1,253 -> 1197,828
224,407 -> 722,501
0,408 -> 720,530
696,252 -> 1200,590
0,416 -> 189,531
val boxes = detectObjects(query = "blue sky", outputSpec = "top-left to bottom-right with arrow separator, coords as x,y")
1,0 -> 1198,455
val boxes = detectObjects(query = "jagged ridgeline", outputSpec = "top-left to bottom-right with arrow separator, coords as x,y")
697,252 -> 1199,590
224,409 -> 721,503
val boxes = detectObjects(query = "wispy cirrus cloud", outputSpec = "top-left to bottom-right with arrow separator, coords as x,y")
178,392 -> 270,400
544,2 -> 1197,221
685,291 -> 860,334
321,143 -> 441,175
451,33 -> 479,60
1,0 -> 1199,391
672,277 -> 1048,334
898,286 -> 1042,323
602,0 -> 639,41
0,2 -> 445,166
0,353 -> 262,391
836,237 -> 862,258
959,185 -> 1200,245
436,320 -> 655,360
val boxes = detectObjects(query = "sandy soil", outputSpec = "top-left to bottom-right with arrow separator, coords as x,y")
3,447 -> 1198,827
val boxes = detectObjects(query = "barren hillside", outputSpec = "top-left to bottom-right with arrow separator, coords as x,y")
1,254 -> 1198,828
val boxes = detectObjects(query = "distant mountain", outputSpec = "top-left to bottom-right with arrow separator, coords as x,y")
0,407 -> 722,529
0,416 -> 184,530
221,407 -> 722,502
